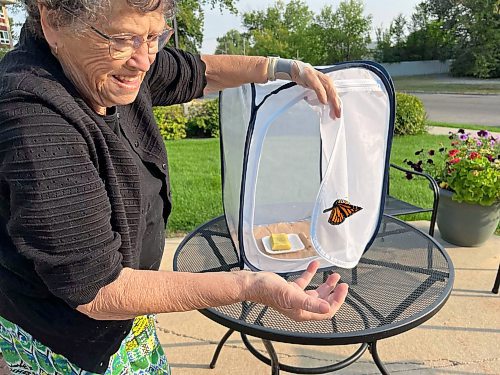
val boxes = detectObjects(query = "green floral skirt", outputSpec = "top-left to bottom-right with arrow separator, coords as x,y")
0,315 -> 171,374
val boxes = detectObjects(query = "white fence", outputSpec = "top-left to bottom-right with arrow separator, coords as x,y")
381,60 -> 452,77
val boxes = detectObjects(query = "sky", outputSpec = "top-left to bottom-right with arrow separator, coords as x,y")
201,0 -> 422,53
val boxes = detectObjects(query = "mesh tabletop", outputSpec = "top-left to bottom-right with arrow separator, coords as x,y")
173,215 -> 454,346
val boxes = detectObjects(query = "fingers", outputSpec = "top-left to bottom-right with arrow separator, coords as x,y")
315,72 -> 341,119
327,282 -> 349,314
281,281 -> 349,321
293,292 -> 331,315
314,273 -> 341,299
297,66 -> 341,120
293,260 -> 320,289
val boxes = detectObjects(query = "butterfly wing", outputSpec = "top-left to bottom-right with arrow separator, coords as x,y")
326,199 -> 363,226
328,205 -> 345,225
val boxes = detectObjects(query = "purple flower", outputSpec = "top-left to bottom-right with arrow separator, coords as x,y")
427,159 -> 434,164
415,149 -> 424,156
477,130 -> 489,138
477,140 -> 483,147
459,134 -> 468,141
428,150 -> 435,156
458,129 -> 465,134
405,172 -> 414,180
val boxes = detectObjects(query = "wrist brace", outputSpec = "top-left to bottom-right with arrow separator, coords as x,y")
267,57 -> 313,82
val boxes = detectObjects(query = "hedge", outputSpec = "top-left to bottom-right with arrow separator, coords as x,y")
153,99 -> 219,141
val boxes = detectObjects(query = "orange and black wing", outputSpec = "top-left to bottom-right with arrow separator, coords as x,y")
323,199 -> 363,225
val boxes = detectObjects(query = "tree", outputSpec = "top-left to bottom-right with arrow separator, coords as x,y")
242,0 -> 314,59
174,0 -> 239,53
236,0 -> 372,65
373,2 -> 455,63
404,3 -> 455,61
311,1 -> 372,64
447,0 -> 500,78
214,29 -> 249,55
373,15 -> 407,63
331,0 -> 372,61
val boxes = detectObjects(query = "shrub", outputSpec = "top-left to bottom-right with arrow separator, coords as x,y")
186,99 -> 220,138
153,105 -> 187,140
394,92 -> 427,136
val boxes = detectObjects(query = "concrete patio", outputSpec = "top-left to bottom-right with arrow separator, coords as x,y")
157,221 -> 499,375
1,221 -> 498,374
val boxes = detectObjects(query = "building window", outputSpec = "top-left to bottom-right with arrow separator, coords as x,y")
0,7 -> 5,20
0,30 -> 10,45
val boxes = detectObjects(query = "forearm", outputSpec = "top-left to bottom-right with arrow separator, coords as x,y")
77,267 -> 251,320
201,54 -> 269,93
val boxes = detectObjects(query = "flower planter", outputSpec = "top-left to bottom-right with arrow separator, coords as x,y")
437,188 -> 500,247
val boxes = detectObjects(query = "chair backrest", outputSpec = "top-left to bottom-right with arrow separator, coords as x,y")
220,61 -> 395,274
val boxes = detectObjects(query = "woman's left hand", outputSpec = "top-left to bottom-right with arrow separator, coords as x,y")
245,260 -> 348,322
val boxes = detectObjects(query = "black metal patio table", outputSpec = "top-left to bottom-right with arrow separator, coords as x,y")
173,215 -> 454,374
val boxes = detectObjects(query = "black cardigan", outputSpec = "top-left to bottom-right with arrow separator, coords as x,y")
0,26 -> 206,373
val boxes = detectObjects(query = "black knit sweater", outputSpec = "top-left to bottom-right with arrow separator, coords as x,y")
0,26 -> 206,373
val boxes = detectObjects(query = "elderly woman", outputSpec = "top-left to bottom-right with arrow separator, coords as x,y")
0,0 -> 347,373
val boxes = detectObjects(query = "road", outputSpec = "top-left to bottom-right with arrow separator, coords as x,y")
414,93 -> 500,127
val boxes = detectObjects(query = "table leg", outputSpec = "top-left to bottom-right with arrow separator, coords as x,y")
209,328 -> 234,369
492,264 -> 500,294
242,333 -> 368,374
369,341 -> 390,375
262,339 -> 280,375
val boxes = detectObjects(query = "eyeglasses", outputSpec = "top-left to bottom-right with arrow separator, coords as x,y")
61,6 -> 175,60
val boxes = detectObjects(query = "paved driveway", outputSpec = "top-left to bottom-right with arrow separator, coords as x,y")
414,93 -> 500,127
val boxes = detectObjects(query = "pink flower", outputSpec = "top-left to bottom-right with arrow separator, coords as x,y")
450,157 -> 461,164
448,149 -> 459,157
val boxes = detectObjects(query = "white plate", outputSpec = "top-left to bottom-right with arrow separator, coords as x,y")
262,234 -> 305,254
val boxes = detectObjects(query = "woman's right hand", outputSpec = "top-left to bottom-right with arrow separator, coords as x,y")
243,261 -> 348,322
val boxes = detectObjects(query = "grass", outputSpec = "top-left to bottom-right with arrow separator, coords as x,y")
393,75 -> 500,94
166,134 -> 457,235
165,138 -> 223,236
427,121 -> 500,132
388,134 -> 450,222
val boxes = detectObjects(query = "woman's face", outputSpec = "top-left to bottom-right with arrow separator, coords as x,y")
49,0 -> 165,114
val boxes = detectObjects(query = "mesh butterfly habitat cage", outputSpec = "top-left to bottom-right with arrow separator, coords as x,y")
219,61 -> 395,274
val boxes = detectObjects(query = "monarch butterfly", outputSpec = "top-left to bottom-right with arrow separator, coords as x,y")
323,199 -> 363,225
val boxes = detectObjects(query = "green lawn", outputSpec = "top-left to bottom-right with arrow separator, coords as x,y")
393,75 -> 500,94
165,134 -> 452,235
166,139 -> 223,236
427,121 -> 500,132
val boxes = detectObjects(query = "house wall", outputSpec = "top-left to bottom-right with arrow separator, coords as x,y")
0,4 -> 12,48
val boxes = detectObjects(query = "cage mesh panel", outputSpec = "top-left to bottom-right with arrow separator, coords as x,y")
175,216 -> 451,338
254,101 -> 321,225
220,86 -> 253,251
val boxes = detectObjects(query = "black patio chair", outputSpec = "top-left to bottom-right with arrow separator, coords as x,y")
384,163 -> 439,236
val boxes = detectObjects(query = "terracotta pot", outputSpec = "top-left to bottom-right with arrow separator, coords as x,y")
436,188 -> 500,247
